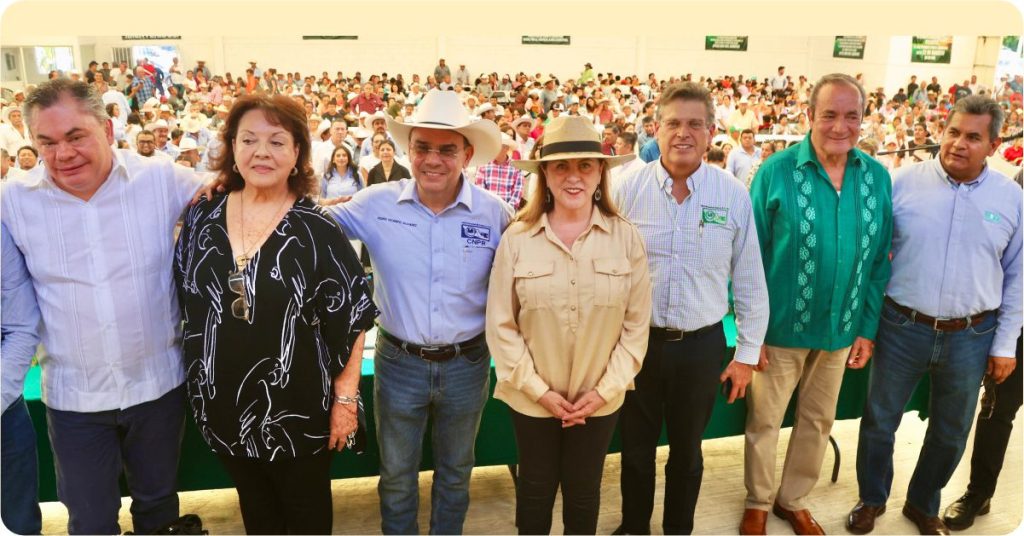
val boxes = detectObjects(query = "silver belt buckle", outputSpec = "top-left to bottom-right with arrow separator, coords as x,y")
664,329 -> 684,342
419,345 -> 442,358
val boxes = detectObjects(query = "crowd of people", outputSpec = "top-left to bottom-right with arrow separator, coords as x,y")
0,56 -> 1021,536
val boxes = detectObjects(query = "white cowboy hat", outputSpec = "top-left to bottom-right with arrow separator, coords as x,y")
511,116 -> 634,174
349,126 -> 372,139
475,103 -> 495,116
511,115 -> 533,129
385,89 -> 500,167
499,133 -> 516,148
179,138 -> 204,152
179,114 -> 209,133
145,119 -> 169,132
362,111 -> 387,130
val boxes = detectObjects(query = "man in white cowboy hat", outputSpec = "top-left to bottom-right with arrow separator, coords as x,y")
613,82 -> 770,535
473,133 -> 523,208
475,103 -> 496,122
359,110 -> 404,158
0,106 -> 30,157
147,119 -> 180,160
511,115 -> 535,158
325,88 -> 512,535
729,96 -> 759,136
175,137 -> 203,169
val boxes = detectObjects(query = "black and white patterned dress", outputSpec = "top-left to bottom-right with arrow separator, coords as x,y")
174,194 -> 377,461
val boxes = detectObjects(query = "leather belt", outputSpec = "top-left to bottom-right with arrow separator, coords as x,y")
884,297 -> 993,332
380,330 -> 486,362
650,322 -> 719,342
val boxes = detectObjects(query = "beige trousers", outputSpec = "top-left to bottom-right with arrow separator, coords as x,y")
743,344 -> 851,511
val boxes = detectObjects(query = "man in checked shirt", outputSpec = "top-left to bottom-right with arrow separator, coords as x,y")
474,133 -> 525,209
613,82 -> 770,535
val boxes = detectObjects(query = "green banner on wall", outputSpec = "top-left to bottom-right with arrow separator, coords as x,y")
705,36 -> 748,51
911,36 -> 953,64
833,36 -> 866,59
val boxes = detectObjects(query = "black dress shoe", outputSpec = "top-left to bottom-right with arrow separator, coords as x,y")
847,501 -> 886,534
903,502 -> 950,535
943,492 -> 991,531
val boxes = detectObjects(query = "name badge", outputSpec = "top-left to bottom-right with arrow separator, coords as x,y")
701,205 -> 729,225
461,222 -> 492,246
984,211 -> 1001,223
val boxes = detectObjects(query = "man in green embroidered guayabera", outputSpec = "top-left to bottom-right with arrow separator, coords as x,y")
739,73 -> 893,536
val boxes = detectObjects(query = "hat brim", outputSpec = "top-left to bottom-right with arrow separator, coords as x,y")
511,152 -> 635,174
386,115 -> 501,167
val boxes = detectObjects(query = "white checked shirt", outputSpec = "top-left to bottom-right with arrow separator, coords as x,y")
614,160 -> 770,364
1,149 -> 203,412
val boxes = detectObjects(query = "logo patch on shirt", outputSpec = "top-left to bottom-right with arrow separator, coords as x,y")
461,222 -> 492,246
701,206 -> 729,225
984,211 -> 1001,223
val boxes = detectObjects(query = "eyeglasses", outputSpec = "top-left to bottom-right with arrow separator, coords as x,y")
409,144 -> 462,160
228,269 -> 250,321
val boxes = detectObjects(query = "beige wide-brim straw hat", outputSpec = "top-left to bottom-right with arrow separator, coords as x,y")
511,116 -> 635,174
385,89 -> 501,167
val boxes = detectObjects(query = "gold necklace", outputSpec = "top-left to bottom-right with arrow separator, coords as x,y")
236,192 -> 291,268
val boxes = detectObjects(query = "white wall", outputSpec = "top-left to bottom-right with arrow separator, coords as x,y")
4,33 -> 1007,96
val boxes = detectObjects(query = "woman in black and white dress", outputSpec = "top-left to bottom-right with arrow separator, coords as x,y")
174,94 -> 377,534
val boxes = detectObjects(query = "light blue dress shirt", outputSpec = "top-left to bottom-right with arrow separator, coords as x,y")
327,177 -> 513,346
614,160 -> 770,364
888,159 -> 1023,358
727,146 -> 762,185
1,222 -> 41,412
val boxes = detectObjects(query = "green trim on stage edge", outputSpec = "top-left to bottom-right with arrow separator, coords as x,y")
24,316 -> 930,501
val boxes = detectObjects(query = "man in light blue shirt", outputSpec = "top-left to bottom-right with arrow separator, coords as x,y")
727,129 -> 762,184
1,222 -> 42,535
851,96 -> 1022,535
613,82 -> 770,535
326,89 -> 511,535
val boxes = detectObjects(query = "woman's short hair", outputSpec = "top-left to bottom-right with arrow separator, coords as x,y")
378,139 -> 396,152
211,94 -> 317,197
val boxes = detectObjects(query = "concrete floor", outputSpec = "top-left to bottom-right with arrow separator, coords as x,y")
39,411 -> 1022,535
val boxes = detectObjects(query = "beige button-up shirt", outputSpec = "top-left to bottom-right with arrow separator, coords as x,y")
486,208 -> 652,418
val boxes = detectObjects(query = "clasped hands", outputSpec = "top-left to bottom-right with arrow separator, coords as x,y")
538,390 -> 607,428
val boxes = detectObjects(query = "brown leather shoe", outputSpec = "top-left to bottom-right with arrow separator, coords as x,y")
902,503 -> 950,535
847,501 -> 886,534
772,501 -> 825,535
739,508 -> 768,535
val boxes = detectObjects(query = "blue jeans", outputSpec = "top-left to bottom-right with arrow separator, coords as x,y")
46,384 -> 185,535
373,332 -> 491,535
2,396 -> 41,535
856,301 -> 996,516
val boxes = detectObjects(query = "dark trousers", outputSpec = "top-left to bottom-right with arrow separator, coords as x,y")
217,451 -> 333,535
46,384 -> 185,535
619,323 -> 726,535
967,333 -> 1024,498
1,396 -> 41,535
511,409 -> 619,535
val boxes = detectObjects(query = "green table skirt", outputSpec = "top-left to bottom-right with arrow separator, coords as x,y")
24,316 -> 930,501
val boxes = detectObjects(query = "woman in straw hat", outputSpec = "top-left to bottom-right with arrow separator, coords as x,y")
485,116 -> 652,534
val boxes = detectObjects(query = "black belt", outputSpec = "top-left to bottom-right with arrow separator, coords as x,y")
650,322 -> 719,342
884,297 -> 994,332
380,330 -> 486,362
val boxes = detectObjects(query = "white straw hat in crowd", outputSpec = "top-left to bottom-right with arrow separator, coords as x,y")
178,138 -> 204,153
511,116 -> 634,174
384,89 -> 501,167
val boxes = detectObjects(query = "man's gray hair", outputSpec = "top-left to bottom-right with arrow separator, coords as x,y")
947,95 -> 1004,141
808,73 -> 865,118
23,78 -> 109,131
655,82 -> 715,126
